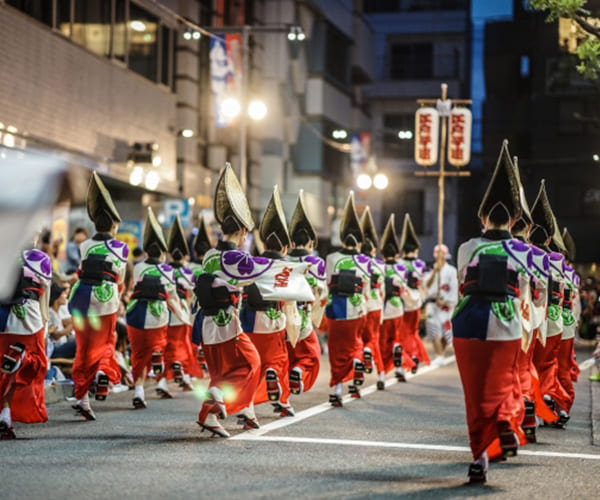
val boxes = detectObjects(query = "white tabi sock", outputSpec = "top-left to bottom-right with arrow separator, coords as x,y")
79,394 -> 90,411
157,377 -> 168,391
203,412 -> 219,427
378,371 -> 385,382
238,403 -> 256,420
95,370 -> 106,383
395,367 -> 405,376
134,385 -> 145,401
208,386 -> 224,403
474,451 -> 489,471
0,407 -> 11,427
334,383 -> 343,397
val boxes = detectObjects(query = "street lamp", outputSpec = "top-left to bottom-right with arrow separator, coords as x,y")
248,100 -> 267,121
373,172 -> 389,190
204,24 -> 306,191
220,97 -> 242,120
357,173 -> 372,190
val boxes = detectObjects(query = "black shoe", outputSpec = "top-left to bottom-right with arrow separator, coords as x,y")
72,404 -> 97,421
349,385 -> 361,398
376,380 -> 385,391
467,463 -> 487,484
171,362 -> 184,383
329,394 -> 343,407
395,371 -> 406,382
95,373 -> 110,401
266,368 -> 281,402
411,356 -> 419,374
393,345 -> 403,367
353,362 -> 365,387
1,343 -> 26,374
132,397 -> 147,409
363,350 -> 373,374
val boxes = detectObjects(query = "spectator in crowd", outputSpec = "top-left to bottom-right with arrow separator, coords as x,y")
64,227 -> 88,274
47,283 -> 76,360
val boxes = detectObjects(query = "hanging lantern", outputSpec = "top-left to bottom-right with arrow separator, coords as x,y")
414,107 -> 439,167
447,107 -> 472,168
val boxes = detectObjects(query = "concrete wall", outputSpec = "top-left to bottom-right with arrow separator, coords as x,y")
0,4 -> 178,190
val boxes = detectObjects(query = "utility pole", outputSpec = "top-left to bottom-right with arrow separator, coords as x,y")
239,25 -> 249,192
415,83 -> 472,294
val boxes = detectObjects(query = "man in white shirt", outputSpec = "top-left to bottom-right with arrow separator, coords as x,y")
424,244 -> 458,365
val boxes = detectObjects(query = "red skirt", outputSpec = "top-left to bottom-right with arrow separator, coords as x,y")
327,317 -> 364,386
516,337 -> 537,401
401,310 -> 430,365
203,334 -> 261,415
72,313 -> 121,400
379,317 -> 416,373
287,330 -> 321,393
556,338 -> 575,412
128,325 -> 168,382
160,324 -> 203,380
454,337 -> 522,460
362,310 -> 384,374
0,330 -> 47,423
533,335 -> 571,412
247,330 -> 290,405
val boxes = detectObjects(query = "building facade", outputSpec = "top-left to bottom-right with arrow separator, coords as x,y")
361,0 -> 471,258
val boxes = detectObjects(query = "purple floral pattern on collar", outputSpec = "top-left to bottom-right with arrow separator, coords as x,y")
352,254 -> 373,275
301,254 -> 326,280
23,249 -> 52,280
220,250 -> 273,280
106,239 -> 129,262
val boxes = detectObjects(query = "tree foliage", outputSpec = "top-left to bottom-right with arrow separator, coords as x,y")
529,0 -> 600,78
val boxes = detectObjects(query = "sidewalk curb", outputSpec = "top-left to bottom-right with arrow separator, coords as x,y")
591,377 -> 600,446
44,383 -> 74,405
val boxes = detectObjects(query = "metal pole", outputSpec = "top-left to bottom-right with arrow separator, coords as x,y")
239,25 -> 249,192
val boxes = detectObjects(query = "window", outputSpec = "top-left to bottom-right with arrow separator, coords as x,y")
72,0 -> 112,58
383,114 -> 414,158
390,43 -> 433,79
325,24 -> 351,87
128,2 -> 159,82
160,25 -> 172,87
6,0 -> 53,27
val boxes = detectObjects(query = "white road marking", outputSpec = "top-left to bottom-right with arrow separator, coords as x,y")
233,435 -> 600,460
231,356 -> 455,439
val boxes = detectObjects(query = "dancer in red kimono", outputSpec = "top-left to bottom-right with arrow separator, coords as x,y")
530,182 -> 570,427
286,190 -> 326,396
452,141 -> 532,484
358,206 -> 385,382
397,214 -> 429,373
325,192 -> 368,405
194,165 -> 272,436
155,215 -> 202,398
510,157 -> 547,443
69,172 -> 128,420
377,214 -> 413,387
242,186 -> 295,417
0,249 -> 52,438
126,208 -> 186,409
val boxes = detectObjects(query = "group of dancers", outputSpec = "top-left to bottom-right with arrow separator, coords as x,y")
0,147 -> 582,486
452,140 -> 581,484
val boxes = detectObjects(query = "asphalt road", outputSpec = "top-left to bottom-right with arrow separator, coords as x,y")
1,343 -> 598,499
